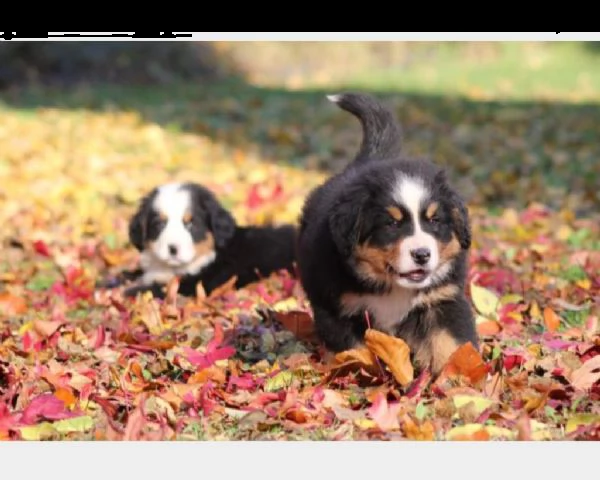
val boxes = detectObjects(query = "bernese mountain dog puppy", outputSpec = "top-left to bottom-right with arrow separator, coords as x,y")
123,181 -> 297,298
297,92 -> 478,376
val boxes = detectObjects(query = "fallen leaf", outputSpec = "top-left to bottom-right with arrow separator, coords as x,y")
569,355 -> 600,391
437,342 -> 488,385
368,393 -> 401,431
264,371 -> 294,392
0,292 -> 27,316
364,328 -> 414,386
272,310 -> 316,343
543,307 -> 561,333
470,281 -> 500,317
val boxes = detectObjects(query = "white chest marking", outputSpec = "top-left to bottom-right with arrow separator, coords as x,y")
341,287 -> 416,334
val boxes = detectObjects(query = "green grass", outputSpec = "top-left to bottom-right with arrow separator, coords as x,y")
315,42 -> 600,103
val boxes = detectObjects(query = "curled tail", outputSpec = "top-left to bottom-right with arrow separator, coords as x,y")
327,92 -> 403,164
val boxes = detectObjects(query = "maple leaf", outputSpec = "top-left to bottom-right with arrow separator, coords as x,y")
368,393 -> 401,431
19,393 -> 79,425
364,328 -> 414,386
183,323 -> 236,370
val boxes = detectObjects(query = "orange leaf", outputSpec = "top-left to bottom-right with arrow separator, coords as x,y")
54,387 -> 77,408
334,347 -> 378,367
364,328 -> 414,386
0,292 -> 27,316
208,275 -> 238,299
273,310 -> 317,343
187,365 -> 226,385
543,307 -> 561,333
477,320 -> 501,336
439,342 -> 488,385
403,416 -> 435,441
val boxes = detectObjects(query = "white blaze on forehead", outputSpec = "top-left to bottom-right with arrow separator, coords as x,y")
391,174 -> 440,288
153,182 -> 191,219
392,175 -> 428,220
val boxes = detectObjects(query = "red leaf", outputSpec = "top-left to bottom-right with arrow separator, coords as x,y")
183,324 -> 236,369
20,393 -> 77,424
33,240 -> 51,257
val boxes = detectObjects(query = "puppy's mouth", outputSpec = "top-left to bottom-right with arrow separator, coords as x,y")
386,264 -> 430,283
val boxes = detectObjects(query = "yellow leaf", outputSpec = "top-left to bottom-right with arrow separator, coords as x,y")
576,278 -> 591,290
565,414 -> 600,434
470,282 -> 500,317
446,423 -> 514,440
354,418 -> 377,430
452,395 -> 494,415
529,300 -> 542,320
364,328 -> 414,386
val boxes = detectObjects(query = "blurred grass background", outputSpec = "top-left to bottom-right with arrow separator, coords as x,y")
0,40 -> 599,249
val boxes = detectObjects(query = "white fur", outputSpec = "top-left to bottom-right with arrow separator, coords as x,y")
342,287 -> 416,333
140,182 -> 216,285
391,175 -> 440,289
326,94 -> 341,103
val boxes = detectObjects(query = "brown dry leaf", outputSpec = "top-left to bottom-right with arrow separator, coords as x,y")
272,310 -> 317,343
334,347 -> 378,368
0,292 -> 27,316
364,328 -> 414,386
438,342 -> 488,385
402,415 -> 435,440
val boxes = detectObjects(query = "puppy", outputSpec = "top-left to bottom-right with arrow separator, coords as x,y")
297,92 -> 478,376
124,181 -> 297,298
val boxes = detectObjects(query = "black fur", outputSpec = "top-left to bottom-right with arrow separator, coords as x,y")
297,92 -> 478,375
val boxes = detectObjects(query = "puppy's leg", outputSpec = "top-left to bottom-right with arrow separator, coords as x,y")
313,305 -> 366,352
418,296 -> 479,375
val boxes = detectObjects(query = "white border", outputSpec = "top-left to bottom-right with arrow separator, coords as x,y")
2,441 -> 596,479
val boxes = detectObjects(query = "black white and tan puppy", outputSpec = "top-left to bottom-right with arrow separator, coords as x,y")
297,92 -> 478,376
124,181 -> 297,298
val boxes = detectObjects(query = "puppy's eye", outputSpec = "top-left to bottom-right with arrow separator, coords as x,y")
184,218 -> 193,229
429,215 -> 440,225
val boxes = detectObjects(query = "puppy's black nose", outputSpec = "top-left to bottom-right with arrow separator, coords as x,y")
168,244 -> 178,256
411,247 -> 431,265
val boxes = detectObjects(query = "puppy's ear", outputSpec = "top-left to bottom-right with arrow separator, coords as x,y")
329,192 -> 367,259
205,197 -> 237,248
436,171 -> 471,250
128,196 -> 152,251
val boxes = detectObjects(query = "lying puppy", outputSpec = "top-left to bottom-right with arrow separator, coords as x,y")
297,92 -> 478,376
124,181 -> 297,298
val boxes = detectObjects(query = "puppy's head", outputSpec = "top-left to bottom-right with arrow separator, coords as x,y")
329,162 -> 470,290
128,182 -> 236,273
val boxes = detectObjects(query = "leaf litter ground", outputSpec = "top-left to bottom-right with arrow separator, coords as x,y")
0,84 -> 599,441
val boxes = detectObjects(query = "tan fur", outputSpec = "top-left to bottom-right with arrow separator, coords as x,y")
195,233 -> 215,257
183,212 -> 192,224
430,330 -> 460,374
413,284 -> 459,309
438,235 -> 461,263
425,202 -> 439,220
386,206 -> 403,221
411,325 -> 460,375
353,241 -> 401,286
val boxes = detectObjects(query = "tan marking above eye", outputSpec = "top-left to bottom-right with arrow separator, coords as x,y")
425,202 -> 439,220
386,206 -> 403,221
158,212 -> 168,221
183,212 -> 192,224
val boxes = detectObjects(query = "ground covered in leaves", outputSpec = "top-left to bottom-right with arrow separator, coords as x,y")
0,77 -> 599,441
